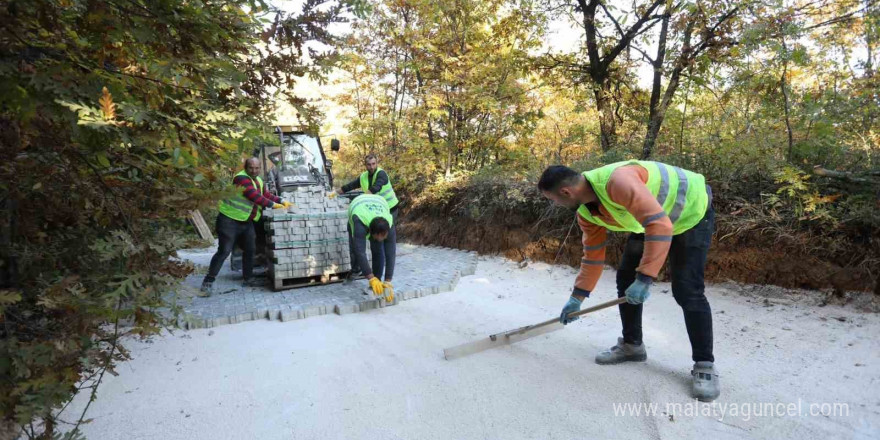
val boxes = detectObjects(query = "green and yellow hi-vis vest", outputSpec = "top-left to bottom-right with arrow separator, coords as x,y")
218,169 -> 264,222
577,160 -> 708,235
360,167 -> 398,209
348,194 -> 393,240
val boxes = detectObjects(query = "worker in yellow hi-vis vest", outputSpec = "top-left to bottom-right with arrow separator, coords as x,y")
332,154 -> 399,223
346,194 -> 395,302
201,158 -> 293,296
538,161 -> 718,402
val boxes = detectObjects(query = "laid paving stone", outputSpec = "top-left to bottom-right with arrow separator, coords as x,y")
333,302 -> 356,315
174,243 -> 478,329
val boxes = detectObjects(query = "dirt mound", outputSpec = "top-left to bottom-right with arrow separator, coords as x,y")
397,182 -> 877,295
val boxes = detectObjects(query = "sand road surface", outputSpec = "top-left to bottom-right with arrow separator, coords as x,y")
66,253 -> 879,440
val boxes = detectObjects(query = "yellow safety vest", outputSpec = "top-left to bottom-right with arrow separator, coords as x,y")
360,167 -> 398,209
577,160 -> 708,235
218,169 -> 264,222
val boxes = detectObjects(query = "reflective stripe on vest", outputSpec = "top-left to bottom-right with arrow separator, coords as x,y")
576,160 -> 708,235
217,170 -> 264,222
359,168 -> 398,209
348,194 -> 392,240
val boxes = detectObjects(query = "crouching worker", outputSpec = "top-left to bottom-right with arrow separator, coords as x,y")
347,194 -> 396,302
538,161 -> 718,402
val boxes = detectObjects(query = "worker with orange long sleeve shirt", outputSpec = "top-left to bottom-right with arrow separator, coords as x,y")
538,161 -> 718,402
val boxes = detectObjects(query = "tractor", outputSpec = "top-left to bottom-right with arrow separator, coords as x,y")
230,127 -> 359,289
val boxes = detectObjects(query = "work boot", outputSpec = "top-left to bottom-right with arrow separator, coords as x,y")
343,271 -> 363,284
198,281 -> 214,297
691,361 -> 721,402
242,278 -> 265,288
595,337 -> 648,365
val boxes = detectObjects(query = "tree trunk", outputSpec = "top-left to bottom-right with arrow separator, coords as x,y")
415,69 -> 439,158
391,50 -> 401,152
641,12 -> 669,159
780,35 -> 795,161
864,0 -> 876,78
678,78 -> 690,154
864,0 -> 877,130
594,81 -> 617,152
642,69 -> 685,161
576,0 -> 666,153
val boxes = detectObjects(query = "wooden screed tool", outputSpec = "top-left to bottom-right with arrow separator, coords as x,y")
443,297 -> 627,360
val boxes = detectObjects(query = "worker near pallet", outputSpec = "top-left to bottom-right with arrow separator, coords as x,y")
200,158 -> 293,295
334,154 -> 399,225
537,161 -> 719,402
347,194 -> 395,302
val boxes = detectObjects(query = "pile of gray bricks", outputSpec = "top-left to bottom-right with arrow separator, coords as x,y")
263,186 -> 352,288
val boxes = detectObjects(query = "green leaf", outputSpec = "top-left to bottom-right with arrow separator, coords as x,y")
96,152 -> 110,168
0,289 -> 22,305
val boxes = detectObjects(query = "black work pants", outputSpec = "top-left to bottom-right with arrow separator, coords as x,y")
370,207 -> 398,280
347,206 -> 398,280
616,190 -> 715,363
204,213 -> 255,283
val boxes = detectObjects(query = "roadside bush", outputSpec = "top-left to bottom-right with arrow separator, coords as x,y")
0,1 -> 349,437
398,152 -> 879,293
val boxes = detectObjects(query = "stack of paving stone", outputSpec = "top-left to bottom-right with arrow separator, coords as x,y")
263,186 -> 352,290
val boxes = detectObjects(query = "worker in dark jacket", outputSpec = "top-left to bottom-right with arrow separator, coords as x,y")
200,158 -> 292,295
335,154 -> 399,223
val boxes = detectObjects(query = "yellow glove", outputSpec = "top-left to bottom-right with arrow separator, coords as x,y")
327,191 -> 338,199
368,277 -> 384,296
282,201 -> 293,208
272,203 -> 283,209
383,281 -> 394,302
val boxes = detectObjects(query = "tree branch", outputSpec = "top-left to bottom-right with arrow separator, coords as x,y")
813,166 -> 880,183
599,2 -> 626,37
629,43 -> 657,64
600,0 -> 666,69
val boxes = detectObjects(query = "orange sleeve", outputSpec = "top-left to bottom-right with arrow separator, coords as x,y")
606,166 -> 673,279
573,212 -> 607,294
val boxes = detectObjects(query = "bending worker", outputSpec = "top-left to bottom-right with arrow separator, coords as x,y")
347,194 -> 395,302
201,158 -> 292,295
537,161 -> 718,402
334,154 -> 399,223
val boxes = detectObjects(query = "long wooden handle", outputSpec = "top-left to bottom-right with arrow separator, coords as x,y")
501,297 -> 627,338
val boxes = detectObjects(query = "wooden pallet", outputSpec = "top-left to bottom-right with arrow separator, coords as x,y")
188,210 -> 214,241
272,271 -> 349,291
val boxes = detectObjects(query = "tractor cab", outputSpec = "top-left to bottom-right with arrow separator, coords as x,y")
261,126 -> 339,195
230,126 -> 341,274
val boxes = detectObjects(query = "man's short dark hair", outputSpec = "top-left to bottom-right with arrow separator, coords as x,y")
364,154 -> 378,163
538,165 -> 581,192
369,217 -> 390,237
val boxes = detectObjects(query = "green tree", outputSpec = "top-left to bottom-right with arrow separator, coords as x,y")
0,0 -> 350,437
336,0 -> 545,183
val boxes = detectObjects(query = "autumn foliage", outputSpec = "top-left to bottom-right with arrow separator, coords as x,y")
0,0 -> 351,437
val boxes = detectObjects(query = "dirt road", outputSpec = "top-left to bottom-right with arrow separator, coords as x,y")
66,254 -> 879,439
